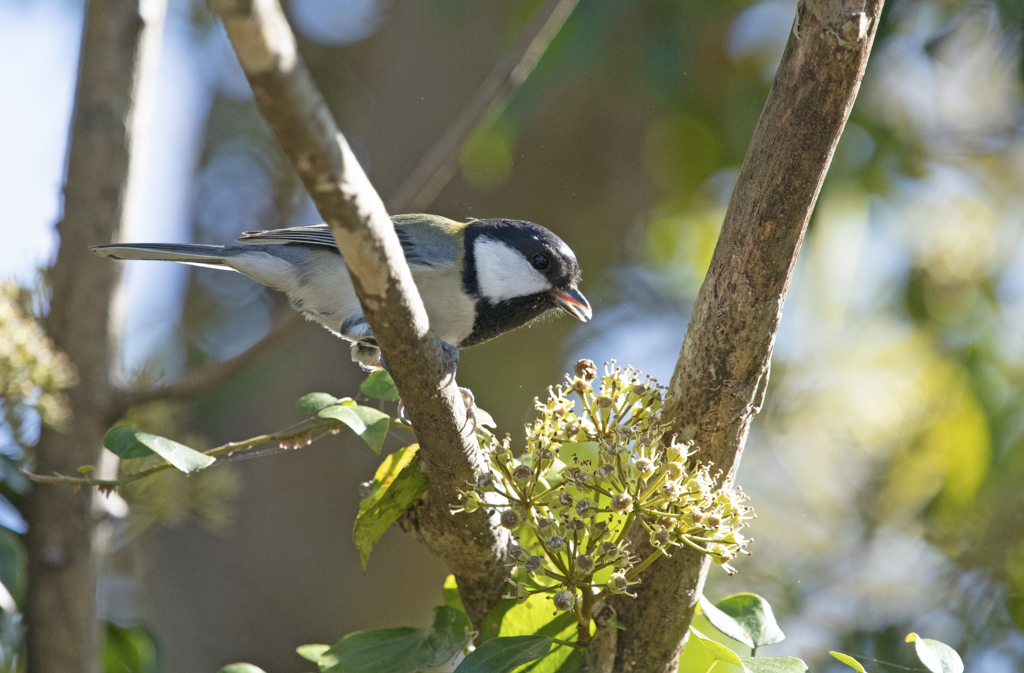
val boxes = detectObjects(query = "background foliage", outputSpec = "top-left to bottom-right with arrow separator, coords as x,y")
2,0 -> 1024,671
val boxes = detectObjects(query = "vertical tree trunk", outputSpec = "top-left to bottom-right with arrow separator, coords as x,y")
26,1 -> 164,671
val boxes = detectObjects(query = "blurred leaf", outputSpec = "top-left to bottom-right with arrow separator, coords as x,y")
475,407 -> 496,429
829,652 -> 867,673
739,656 -> 808,673
296,644 -> 329,663
104,622 -> 158,673
0,528 -> 26,607
354,445 -> 430,569
453,635 -> 553,673
443,574 -> 466,614
689,627 -> 747,670
319,606 -> 472,673
216,665 -> 266,673
360,370 -> 401,401
103,426 -> 214,473
319,403 -> 391,454
707,594 -> 784,649
297,392 -> 345,414
459,119 -> 514,191
905,633 -> 964,673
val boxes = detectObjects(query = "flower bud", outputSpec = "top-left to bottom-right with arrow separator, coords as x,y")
557,490 -> 574,508
507,542 -> 525,561
524,555 -> 543,574
576,554 -> 595,573
607,572 -> 629,594
662,481 -> 682,499
598,541 -> 619,558
511,582 -> 531,604
567,518 -> 586,532
535,516 -> 554,533
707,513 -> 722,528
575,498 -> 596,518
477,472 -> 495,491
545,535 -> 565,551
666,462 -> 685,480
500,510 -> 521,529
650,526 -> 671,548
632,383 -> 647,395
633,458 -> 654,478
552,590 -> 575,612
595,463 -> 616,482
597,395 -> 614,409
575,359 -> 598,381
610,493 -> 633,512
460,491 -> 482,513
512,464 -> 533,484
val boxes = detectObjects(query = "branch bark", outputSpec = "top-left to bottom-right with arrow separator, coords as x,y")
209,0 -> 511,627
609,1 -> 885,671
25,1 -> 165,671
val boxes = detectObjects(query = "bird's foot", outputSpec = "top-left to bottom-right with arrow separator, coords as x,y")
439,341 -> 459,389
396,400 -> 412,426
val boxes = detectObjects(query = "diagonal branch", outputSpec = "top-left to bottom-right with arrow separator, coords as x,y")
609,1 -> 886,671
121,0 -> 578,411
387,0 -> 580,213
208,0 -> 509,627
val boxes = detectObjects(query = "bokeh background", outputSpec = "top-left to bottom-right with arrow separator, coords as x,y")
2,0 -> 1024,671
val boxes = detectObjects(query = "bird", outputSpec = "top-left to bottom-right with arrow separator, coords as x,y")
91,214 -> 592,376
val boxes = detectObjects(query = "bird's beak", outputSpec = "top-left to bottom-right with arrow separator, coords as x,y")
551,287 -> 592,322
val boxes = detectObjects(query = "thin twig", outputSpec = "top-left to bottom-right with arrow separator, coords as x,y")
388,0 -> 580,214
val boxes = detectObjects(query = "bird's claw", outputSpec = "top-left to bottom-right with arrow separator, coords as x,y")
460,387 -> 478,436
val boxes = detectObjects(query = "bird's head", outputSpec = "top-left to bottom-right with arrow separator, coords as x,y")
462,219 -> 592,329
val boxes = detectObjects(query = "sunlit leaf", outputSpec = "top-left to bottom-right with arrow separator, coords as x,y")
710,594 -> 785,649
296,644 -> 329,663
297,392 -> 344,414
479,592 -> 578,673
689,627 -> 747,670
103,426 -> 214,473
829,651 -> 867,673
905,633 -> 964,673
319,606 -> 472,673
103,621 -> 158,673
740,656 -> 808,673
319,403 -> 391,454
354,445 -> 430,569
454,636 -> 553,673
443,574 -> 466,613
216,665 -> 265,673
475,407 -> 496,429
360,370 -> 401,401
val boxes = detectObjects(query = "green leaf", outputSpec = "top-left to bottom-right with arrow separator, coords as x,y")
103,622 -> 158,673
360,370 -> 401,401
297,392 -> 344,414
216,665 -> 266,673
475,407 -> 496,429
740,656 -> 808,673
296,644 -> 329,663
689,627 -> 748,670
443,574 -> 466,614
829,651 -> 867,673
479,592 -> 578,673
905,633 -> 964,673
354,445 -> 430,569
319,606 -> 472,673
707,593 -> 785,649
319,403 -> 391,454
454,636 -> 553,673
103,426 -> 215,473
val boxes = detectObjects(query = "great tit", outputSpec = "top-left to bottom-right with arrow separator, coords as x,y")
92,214 -> 592,372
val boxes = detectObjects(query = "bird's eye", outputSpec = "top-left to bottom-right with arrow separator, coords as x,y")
531,253 -> 550,270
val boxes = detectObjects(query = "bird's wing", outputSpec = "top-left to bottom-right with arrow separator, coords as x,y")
239,215 -> 464,270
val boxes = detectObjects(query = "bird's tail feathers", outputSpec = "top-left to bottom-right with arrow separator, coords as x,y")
90,243 -> 229,269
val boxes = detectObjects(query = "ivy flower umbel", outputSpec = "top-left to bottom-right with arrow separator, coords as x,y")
455,360 -> 754,642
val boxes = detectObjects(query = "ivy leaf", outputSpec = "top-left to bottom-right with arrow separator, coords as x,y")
740,656 -> 808,673
319,403 -> 390,454
360,370 -> 401,401
297,392 -> 345,414
354,445 -> 430,569
905,633 -> 964,673
318,606 -> 472,673
103,426 -> 214,474
454,636 -> 553,673
296,644 -> 329,663
216,665 -> 266,673
703,593 -> 785,650
479,592 -> 578,673
443,575 -> 466,613
829,651 -> 868,673
689,627 -> 748,670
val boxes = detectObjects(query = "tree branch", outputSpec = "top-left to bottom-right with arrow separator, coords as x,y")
386,0 -> 580,213
609,1 -> 885,671
26,1 -> 165,672
209,0 -> 509,627
122,0 -> 577,411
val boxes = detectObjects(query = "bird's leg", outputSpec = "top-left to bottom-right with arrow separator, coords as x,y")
459,387 -> 478,436
439,340 -> 459,389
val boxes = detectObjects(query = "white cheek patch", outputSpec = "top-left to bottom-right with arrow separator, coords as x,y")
475,237 -> 552,301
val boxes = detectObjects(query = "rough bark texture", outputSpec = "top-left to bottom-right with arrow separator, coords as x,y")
25,1 -> 163,671
210,0 -> 510,627
609,1 -> 885,671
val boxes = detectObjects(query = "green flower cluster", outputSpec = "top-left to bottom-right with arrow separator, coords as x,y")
457,360 -> 753,614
